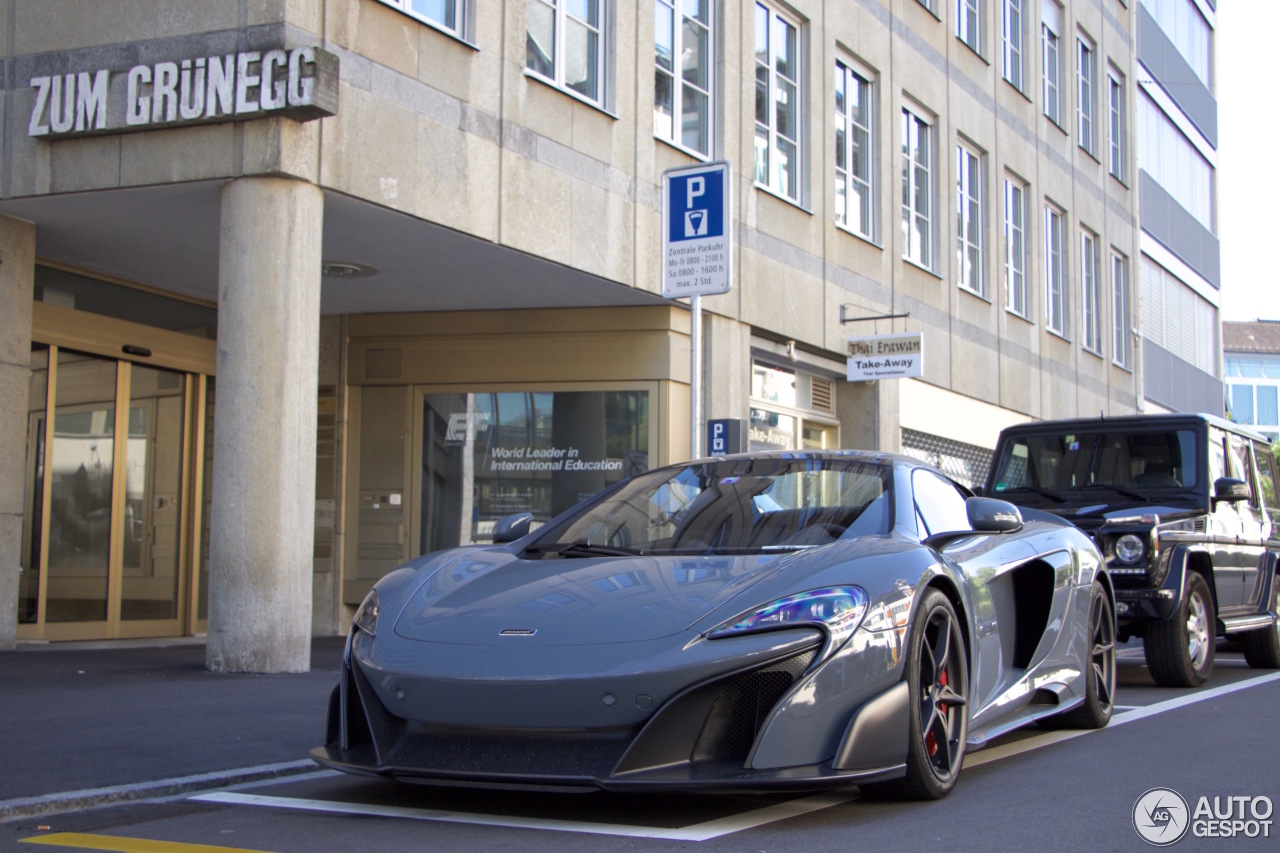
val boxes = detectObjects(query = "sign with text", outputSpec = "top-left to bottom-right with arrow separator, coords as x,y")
847,332 -> 924,381
662,160 -> 731,298
28,45 -> 338,139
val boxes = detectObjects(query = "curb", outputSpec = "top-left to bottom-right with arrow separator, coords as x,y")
0,760 -> 320,824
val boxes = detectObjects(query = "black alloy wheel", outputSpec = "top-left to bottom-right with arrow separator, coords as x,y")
1050,580 -> 1116,728
865,587 -> 969,801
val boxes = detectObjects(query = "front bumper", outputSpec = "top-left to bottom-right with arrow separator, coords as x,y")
311,630 -> 908,792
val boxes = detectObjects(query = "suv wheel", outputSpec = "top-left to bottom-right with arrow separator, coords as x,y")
1241,579 -> 1280,669
1144,572 -> 1215,687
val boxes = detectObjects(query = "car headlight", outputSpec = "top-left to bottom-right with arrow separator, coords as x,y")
708,586 -> 869,644
1114,534 -> 1146,564
353,589 -> 380,636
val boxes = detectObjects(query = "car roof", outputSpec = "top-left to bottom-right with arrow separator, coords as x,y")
997,412 -> 1272,445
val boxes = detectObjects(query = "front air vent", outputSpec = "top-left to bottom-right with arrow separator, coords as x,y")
690,649 -> 816,763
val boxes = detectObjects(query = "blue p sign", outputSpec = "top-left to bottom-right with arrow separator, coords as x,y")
668,170 -> 724,243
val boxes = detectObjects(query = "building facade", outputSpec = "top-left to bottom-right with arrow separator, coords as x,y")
1224,321 -> 1280,443
0,0 -> 1140,666
1133,0 -> 1220,414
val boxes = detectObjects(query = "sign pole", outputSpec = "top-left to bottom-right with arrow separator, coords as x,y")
690,293 -> 702,458
660,160 -> 731,462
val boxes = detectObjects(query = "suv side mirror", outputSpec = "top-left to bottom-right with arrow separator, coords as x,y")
492,512 -> 534,543
1213,477 -> 1251,504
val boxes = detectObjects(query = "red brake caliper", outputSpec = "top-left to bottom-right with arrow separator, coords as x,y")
925,670 -> 947,757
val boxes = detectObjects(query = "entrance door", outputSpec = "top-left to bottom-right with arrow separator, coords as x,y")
20,345 -> 201,640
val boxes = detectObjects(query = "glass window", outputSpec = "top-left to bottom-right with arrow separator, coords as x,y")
901,106 -> 934,267
1045,204 -> 1066,335
1136,92 -> 1214,231
991,429 -> 1201,493
1081,230 -> 1101,354
527,0 -> 607,106
375,0 -> 465,36
1107,68 -> 1126,181
754,3 -> 803,201
654,0 -> 712,156
1004,177 -> 1027,317
835,59 -> 875,239
1139,258 -> 1218,376
1112,250 -> 1131,368
1077,35 -> 1096,154
1002,0 -> 1024,89
957,142 -> 984,296
958,0 -> 982,53
1042,3 -> 1062,125
420,390 -> 648,549
912,469 -> 971,538
1137,0 -> 1211,87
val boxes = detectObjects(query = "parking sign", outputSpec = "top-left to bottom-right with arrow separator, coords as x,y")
662,161 -> 731,298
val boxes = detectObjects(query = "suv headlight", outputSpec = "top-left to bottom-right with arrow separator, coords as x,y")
1114,534 -> 1146,564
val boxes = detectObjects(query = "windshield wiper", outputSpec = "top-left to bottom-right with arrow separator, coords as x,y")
538,540 -> 644,559
1083,483 -> 1147,501
1002,485 -> 1066,502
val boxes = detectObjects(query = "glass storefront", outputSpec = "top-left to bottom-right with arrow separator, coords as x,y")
420,390 -> 649,549
749,361 -> 839,452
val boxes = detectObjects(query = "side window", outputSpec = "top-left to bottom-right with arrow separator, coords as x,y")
913,469 -> 971,537
1208,428 -> 1227,488
1227,436 -> 1260,508
1255,445 -> 1280,528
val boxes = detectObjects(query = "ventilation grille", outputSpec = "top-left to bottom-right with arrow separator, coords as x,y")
810,378 -> 835,413
691,649 -> 816,763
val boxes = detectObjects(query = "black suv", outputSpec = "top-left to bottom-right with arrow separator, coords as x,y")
985,413 -> 1280,687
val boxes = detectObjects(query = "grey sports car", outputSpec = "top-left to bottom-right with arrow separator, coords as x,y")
312,450 -> 1115,800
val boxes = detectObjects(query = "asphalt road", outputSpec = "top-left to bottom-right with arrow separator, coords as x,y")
4,644 -> 1279,853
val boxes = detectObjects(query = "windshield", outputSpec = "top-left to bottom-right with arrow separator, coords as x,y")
529,457 -> 892,556
991,429 -> 1200,496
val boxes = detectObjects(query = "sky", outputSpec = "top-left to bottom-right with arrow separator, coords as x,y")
1215,2 -> 1280,322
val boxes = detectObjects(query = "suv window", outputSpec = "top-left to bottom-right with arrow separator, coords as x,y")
1227,435 -> 1261,509
991,429 -> 1200,493
1256,445 -> 1280,528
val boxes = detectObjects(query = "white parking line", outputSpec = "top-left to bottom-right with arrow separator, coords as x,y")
191,789 -> 857,842
192,670 -> 1280,842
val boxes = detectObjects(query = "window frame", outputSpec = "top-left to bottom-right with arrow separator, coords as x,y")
1107,66 -> 1126,182
526,0 -> 611,109
1111,249 -> 1131,369
1077,34 -> 1096,156
1044,203 -> 1067,336
956,141 -> 985,297
1080,229 -> 1102,355
1004,176 -> 1029,319
375,0 -> 472,42
834,57 -> 877,241
958,0 -> 983,55
1041,5 -> 1062,126
1002,0 -> 1024,91
901,104 -> 936,269
654,0 -> 714,158
753,2 -> 805,203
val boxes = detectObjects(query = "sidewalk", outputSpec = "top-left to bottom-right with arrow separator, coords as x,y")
0,635 -> 345,821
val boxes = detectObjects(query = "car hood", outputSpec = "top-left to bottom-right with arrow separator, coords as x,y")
390,539 -> 902,646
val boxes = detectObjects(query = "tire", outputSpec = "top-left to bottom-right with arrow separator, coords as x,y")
862,588 -> 969,801
1052,580 -> 1116,728
1241,578 -> 1280,669
1144,571 -> 1215,687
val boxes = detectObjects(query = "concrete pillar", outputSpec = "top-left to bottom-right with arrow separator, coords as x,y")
0,216 -> 36,650
839,379 -> 900,453
207,177 -> 322,674
704,312 -> 751,425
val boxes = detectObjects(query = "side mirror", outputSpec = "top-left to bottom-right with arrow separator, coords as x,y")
492,512 -> 534,543
967,496 -> 1024,533
1213,477 -> 1251,504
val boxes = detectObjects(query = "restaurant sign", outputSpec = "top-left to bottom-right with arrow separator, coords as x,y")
847,332 -> 924,381
29,45 -> 338,139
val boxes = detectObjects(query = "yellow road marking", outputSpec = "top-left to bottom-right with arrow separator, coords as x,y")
21,832 -> 278,853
